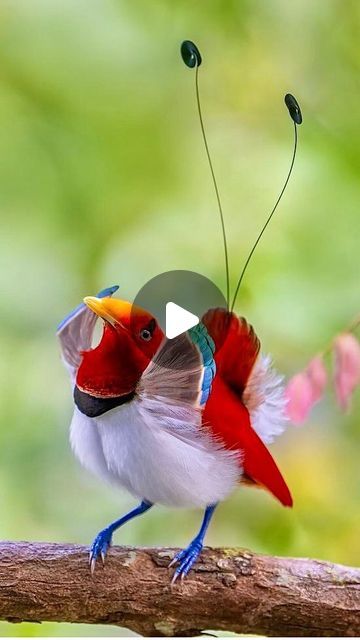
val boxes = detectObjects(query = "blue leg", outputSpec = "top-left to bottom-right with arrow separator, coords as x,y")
170,504 -> 217,583
89,500 -> 152,573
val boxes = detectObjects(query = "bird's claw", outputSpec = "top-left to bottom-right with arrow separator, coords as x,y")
170,538 -> 203,584
89,528 -> 112,573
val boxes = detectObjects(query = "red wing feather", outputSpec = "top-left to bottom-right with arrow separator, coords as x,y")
202,308 -> 260,396
202,308 -> 292,507
203,376 -> 293,507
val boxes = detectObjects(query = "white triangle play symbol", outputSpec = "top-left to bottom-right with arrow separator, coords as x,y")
165,302 -> 199,339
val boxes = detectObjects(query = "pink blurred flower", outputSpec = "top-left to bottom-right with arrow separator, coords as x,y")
285,355 -> 327,424
333,333 -> 360,412
307,355 -> 328,403
285,373 -> 314,424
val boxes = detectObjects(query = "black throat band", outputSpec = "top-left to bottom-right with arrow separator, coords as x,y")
74,386 -> 135,418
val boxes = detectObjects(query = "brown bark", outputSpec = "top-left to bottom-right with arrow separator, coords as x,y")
0,541 -> 359,636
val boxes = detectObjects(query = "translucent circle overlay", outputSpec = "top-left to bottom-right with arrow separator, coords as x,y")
131,269 -> 229,369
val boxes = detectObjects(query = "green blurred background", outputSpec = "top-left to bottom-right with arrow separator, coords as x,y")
0,0 -> 359,635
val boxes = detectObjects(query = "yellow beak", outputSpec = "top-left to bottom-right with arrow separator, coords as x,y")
83,296 -> 131,327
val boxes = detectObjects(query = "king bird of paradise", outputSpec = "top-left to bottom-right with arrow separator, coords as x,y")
57,41 -> 302,583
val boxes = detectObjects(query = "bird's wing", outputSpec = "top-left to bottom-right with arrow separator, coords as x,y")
202,307 -> 260,395
202,307 -> 291,505
204,375 -> 292,507
56,285 -> 119,378
203,307 -> 287,444
138,323 -> 216,409
136,323 -> 219,447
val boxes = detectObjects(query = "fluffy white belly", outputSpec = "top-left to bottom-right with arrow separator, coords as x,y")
70,402 -> 241,508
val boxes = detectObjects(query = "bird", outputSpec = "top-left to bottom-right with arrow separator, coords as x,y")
57,284 -> 291,582
56,39 -> 301,582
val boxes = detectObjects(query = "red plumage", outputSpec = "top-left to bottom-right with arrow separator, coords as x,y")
203,307 -> 293,507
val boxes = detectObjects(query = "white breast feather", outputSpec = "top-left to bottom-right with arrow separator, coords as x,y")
70,398 -> 241,508
243,354 -> 288,445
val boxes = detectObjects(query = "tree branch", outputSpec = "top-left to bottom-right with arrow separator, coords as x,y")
0,542 -> 359,636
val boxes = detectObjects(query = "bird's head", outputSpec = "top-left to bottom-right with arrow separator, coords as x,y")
76,296 -> 164,398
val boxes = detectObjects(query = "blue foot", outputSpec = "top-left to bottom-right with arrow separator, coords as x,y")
170,538 -> 203,583
88,501 -> 153,574
89,527 -> 112,573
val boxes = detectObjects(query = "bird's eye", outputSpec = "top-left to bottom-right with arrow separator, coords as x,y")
139,318 -> 156,341
140,328 -> 152,341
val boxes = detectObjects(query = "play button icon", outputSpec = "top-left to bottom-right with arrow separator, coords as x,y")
165,302 -> 199,339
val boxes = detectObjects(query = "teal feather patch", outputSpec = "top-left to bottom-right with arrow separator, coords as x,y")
188,324 -> 216,406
